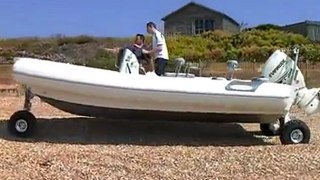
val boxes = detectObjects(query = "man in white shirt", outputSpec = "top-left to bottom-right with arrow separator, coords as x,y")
144,21 -> 169,76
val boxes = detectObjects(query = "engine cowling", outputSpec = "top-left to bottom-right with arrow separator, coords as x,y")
260,50 -> 306,89
117,48 -> 140,74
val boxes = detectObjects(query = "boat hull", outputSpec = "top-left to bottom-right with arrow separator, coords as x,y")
40,96 -> 283,123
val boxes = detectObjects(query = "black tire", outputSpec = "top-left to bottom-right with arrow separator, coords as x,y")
8,110 -> 37,138
260,123 -> 276,136
280,119 -> 310,145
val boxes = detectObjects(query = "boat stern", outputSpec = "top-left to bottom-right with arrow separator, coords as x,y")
296,88 -> 320,116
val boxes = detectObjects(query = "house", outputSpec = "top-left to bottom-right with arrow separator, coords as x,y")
281,20 -> 320,42
161,1 -> 240,35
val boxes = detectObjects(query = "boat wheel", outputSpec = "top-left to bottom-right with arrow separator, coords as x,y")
280,119 -> 310,145
8,110 -> 37,138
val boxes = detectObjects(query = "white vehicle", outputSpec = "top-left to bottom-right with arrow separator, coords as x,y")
8,46 -> 320,145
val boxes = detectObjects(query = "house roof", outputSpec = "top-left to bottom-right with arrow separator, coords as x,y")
282,20 -> 320,28
161,1 -> 240,26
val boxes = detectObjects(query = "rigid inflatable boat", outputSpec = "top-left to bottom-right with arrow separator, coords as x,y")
7,46 -> 320,145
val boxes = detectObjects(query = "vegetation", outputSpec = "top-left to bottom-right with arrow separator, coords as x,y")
1,29 -> 320,69
244,23 -> 281,31
167,29 -> 320,63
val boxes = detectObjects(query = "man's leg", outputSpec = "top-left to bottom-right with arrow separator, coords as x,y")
155,58 -> 160,75
155,58 -> 168,76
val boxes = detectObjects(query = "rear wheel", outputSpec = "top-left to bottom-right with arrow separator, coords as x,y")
280,119 -> 310,145
8,110 -> 37,138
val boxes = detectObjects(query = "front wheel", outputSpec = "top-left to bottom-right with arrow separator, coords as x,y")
280,119 -> 310,145
8,110 -> 37,138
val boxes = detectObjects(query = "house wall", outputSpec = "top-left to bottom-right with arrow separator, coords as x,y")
281,23 -> 308,36
222,19 -> 240,33
281,23 -> 320,42
307,25 -> 320,42
163,5 -> 238,35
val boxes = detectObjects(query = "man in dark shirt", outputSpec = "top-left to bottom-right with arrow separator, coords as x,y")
104,34 -> 153,73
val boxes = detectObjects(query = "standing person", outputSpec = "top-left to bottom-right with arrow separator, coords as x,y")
144,21 -> 169,76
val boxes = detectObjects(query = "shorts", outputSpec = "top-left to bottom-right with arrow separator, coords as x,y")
155,58 -> 168,76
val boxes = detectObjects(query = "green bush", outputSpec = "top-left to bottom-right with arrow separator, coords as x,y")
301,44 -> 320,62
254,24 -> 281,31
166,29 -> 319,63
56,35 -> 97,46
85,50 -> 117,69
1,28 -> 320,69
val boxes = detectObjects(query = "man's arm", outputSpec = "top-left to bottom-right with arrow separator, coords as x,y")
142,48 -> 151,54
143,32 -> 165,54
104,47 -> 120,54
143,46 -> 162,54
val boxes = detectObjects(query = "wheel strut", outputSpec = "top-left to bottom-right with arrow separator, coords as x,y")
23,87 -> 34,111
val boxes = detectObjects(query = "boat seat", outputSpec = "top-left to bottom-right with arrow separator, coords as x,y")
173,57 -> 186,77
184,60 -> 204,77
225,60 -> 239,80
163,57 -> 194,78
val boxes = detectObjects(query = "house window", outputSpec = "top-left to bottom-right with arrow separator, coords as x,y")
194,19 -> 214,34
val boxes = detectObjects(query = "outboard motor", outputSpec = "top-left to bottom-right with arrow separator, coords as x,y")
261,47 -> 320,116
260,49 -> 305,89
117,48 -> 140,74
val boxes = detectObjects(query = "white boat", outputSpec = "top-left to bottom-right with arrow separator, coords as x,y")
7,46 -> 320,145
12,56 -> 295,121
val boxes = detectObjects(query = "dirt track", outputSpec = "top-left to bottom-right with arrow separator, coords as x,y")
1,96 -> 320,179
